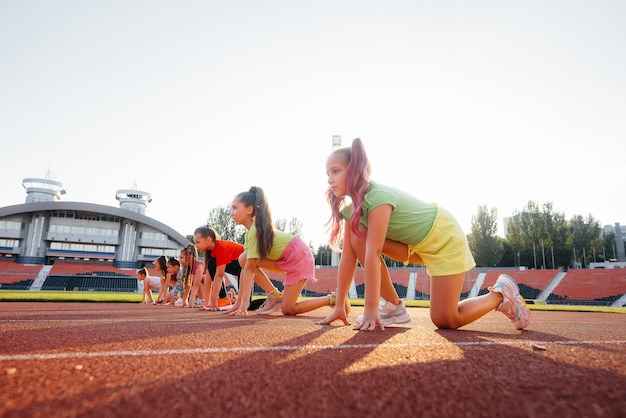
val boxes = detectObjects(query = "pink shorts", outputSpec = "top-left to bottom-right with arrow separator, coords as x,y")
276,237 -> 316,286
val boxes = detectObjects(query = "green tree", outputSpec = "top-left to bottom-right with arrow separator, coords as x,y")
467,205 -> 503,267
496,241 -> 516,267
506,201 -> 569,268
566,215 -> 602,268
504,201 -> 605,269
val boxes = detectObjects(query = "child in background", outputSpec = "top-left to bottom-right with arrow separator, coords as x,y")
227,186 -> 345,316
194,225 -> 239,310
180,244 -> 205,308
153,255 -> 168,304
163,257 -> 181,305
136,267 -> 162,304
318,138 -> 530,331
194,225 -> 270,311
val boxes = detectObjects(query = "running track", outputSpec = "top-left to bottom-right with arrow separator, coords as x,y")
1,303 -> 625,417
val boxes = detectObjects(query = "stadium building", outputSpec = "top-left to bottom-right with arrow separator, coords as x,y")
0,176 -> 190,292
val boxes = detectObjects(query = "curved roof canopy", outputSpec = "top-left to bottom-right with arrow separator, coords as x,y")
0,201 -> 190,247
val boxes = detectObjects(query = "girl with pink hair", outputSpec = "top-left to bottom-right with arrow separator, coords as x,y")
318,138 -> 530,331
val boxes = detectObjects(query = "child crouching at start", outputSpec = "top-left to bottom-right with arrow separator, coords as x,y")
136,267 -> 162,304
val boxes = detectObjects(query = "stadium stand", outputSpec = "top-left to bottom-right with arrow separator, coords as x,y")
4,253 -> 625,306
459,269 -> 481,299
0,259 -> 41,290
49,261 -> 134,277
477,269 -> 560,300
41,261 -> 138,292
413,268 -> 431,300
302,267 -> 335,296
548,269 -> 626,306
410,268 -> 480,300
389,269 -> 410,298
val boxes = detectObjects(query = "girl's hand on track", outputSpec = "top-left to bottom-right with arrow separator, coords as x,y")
353,307 -> 384,331
316,306 -> 350,326
225,299 -> 249,316
227,307 -> 248,316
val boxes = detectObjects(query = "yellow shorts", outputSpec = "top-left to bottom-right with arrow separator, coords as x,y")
407,207 -> 476,276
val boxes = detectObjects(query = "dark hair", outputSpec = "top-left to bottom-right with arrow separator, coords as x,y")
166,257 -> 180,268
166,257 -> 180,281
154,255 -> 168,278
194,225 -> 221,268
326,138 -> 371,249
136,267 -> 148,277
194,225 -> 221,241
234,186 -> 274,258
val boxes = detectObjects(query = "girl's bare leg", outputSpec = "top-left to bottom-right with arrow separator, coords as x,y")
239,253 -> 279,294
203,277 -> 212,307
281,280 -> 331,315
315,224 -> 356,326
349,229 -> 401,305
157,278 -> 166,302
197,278 -> 205,299
430,273 -> 503,329
188,281 -> 199,305
253,268 -> 279,294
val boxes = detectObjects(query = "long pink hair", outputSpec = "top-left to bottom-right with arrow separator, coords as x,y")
326,138 -> 371,250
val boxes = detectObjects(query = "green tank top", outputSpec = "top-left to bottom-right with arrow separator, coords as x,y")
342,181 -> 437,245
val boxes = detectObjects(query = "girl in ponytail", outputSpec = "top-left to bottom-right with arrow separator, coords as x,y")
136,266 -> 162,304
320,138 -> 529,332
227,186 -> 346,316
194,225 -> 267,311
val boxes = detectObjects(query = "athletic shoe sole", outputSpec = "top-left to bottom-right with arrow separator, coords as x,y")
495,274 -> 530,330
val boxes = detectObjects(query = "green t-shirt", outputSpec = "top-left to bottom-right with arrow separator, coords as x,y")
342,182 -> 437,245
244,223 -> 294,260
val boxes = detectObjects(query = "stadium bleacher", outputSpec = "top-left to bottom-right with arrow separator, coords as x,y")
476,269 -> 560,299
2,256 -> 625,306
0,259 -> 41,290
548,269 -> 626,305
41,261 -> 138,292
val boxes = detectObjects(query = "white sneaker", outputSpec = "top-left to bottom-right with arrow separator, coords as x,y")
490,274 -> 530,330
357,298 -> 411,325
174,298 -> 183,307
256,293 -> 282,315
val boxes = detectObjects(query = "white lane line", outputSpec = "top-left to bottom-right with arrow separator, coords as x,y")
1,340 -> 624,362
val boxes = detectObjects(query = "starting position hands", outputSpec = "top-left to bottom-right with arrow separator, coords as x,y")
224,299 -> 250,316
352,307 -> 385,331
221,298 -> 385,331
316,305 -> 351,327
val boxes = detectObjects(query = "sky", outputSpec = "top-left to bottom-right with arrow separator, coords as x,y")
1,1 -> 625,247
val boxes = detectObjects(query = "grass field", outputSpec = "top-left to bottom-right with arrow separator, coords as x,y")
0,290 -> 624,313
